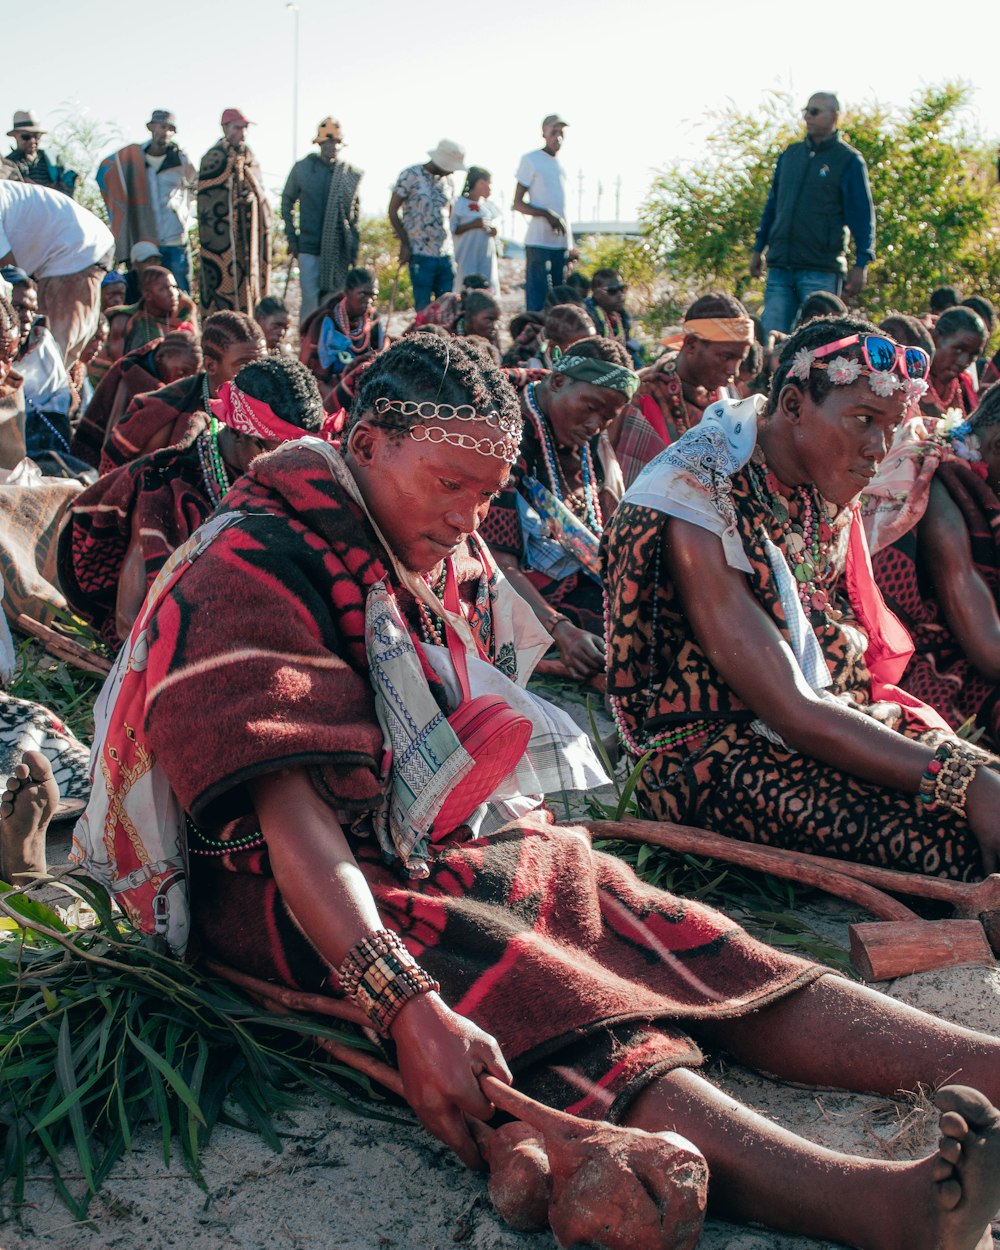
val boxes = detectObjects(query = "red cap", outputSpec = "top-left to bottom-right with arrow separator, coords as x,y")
221,108 -> 251,127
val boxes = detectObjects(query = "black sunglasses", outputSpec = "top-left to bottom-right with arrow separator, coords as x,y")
802,107 -> 825,117
603,284 -> 627,294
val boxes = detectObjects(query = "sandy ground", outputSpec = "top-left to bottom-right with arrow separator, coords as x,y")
4,878 -> 999,1250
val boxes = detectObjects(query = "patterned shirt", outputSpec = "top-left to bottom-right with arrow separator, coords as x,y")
393,164 -> 454,257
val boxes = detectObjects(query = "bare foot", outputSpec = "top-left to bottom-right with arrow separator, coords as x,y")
0,750 -> 57,879
899,1085 -> 1000,1250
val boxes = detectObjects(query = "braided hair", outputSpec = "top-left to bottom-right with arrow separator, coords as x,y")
560,335 -> 632,369
768,313 -> 882,412
233,356 -> 326,433
349,334 -> 521,442
684,291 -> 749,320
0,295 -> 19,378
202,311 -> 264,363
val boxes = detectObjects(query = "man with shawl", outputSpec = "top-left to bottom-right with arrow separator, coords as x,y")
612,293 -> 754,487
197,110 -> 272,315
281,118 -> 362,323
100,311 -> 264,473
97,111 -> 196,290
70,333 -> 202,470
59,357 -> 329,645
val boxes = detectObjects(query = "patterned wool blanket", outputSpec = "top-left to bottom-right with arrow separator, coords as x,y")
58,431 -> 212,644
197,140 -> 271,314
70,341 -> 162,469
100,372 -> 207,473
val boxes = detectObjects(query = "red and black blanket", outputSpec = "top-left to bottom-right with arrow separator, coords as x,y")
58,429 -> 215,644
139,444 -> 824,1117
100,371 -> 207,474
70,340 -> 163,469
873,458 -> 1000,748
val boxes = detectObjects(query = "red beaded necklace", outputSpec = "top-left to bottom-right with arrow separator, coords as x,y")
333,297 -> 373,353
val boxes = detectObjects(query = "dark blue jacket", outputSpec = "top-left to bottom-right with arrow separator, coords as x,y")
754,132 -> 874,274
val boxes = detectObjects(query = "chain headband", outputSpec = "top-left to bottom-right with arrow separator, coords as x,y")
372,396 -> 521,463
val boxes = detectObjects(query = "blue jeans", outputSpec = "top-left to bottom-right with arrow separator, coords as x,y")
525,246 -> 567,312
159,243 -> 192,294
762,268 -> 842,337
409,253 -> 455,311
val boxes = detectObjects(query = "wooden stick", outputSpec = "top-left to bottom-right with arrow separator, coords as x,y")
849,919 -> 996,981
383,262 -> 402,340
585,818 -> 917,921
13,614 -> 112,676
200,957 -> 369,1026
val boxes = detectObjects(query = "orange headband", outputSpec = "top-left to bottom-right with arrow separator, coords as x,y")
683,316 -> 754,344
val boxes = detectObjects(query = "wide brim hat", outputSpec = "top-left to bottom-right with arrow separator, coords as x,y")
313,117 -> 344,144
427,139 -> 466,173
8,110 -> 46,137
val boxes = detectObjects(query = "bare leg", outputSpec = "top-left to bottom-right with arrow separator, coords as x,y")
625,1072 -> 1000,1249
692,974 -> 1000,1105
0,750 -> 57,879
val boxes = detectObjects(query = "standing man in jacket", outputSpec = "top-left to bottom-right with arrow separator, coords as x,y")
281,117 -> 362,323
750,93 -> 875,335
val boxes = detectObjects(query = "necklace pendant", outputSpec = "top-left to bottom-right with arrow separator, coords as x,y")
794,561 -> 814,583
771,500 -> 790,525
811,589 -> 829,612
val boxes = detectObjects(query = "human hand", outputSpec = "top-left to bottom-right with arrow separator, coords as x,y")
552,619 -> 605,680
487,226 -> 498,237
391,992 -> 512,1169
965,767 -> 1000,875
567,248 -> 580,262
844,265 -> 867,299
399,241 -> 411,264
288,241 -> 299,258
749,251 -> 764,279
545,211 -> 566,236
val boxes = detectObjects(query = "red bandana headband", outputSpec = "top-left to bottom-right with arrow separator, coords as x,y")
210,380 -> 339,443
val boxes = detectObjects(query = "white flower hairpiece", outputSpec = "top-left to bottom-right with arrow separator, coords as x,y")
788,348 -> 815,382
903,377 -> 929,404
827,356 -> 862,385
868,370 -> 903,398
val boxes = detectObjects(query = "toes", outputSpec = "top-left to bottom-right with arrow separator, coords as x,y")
938,1134 -> 963,1165
940,1110 -> 971,1141
932,1153 -> 955,1181
934,1175 -> 962,1212
936,1084 -> 1000,1130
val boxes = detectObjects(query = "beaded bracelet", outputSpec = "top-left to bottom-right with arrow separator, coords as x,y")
919,740 -> 979,819
337,929 -> 439,1036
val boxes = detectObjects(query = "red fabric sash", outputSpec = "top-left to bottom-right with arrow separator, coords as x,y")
843,506 -> 950,733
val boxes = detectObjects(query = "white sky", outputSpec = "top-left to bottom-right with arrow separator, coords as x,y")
5,0 -> 996,240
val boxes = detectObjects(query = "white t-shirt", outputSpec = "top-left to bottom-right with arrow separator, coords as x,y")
0,182 -> 114,278
515,149 -> 573,250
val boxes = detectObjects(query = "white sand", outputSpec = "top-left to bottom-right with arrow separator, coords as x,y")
5,942 -> 999,1250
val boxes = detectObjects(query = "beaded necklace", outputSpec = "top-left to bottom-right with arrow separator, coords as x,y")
196,417 -> 232,506
750,460 -> 838,615
186,812 -> 264,857
333,297 -> 373,354
524,382 -> 604,534
201,370 -> 212,413
923,373 -> 963,416
416,563 -> 448,646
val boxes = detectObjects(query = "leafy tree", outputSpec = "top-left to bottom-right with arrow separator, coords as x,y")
641,84 -> 1000,321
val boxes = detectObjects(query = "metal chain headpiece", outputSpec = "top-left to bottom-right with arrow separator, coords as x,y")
372,396 -> 521,464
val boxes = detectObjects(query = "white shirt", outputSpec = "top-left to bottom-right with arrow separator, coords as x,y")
515,149 -> 573,250
0,182 -> 114,278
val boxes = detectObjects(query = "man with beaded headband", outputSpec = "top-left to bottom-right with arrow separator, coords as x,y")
611,292 -> 756,488
604,313 -> 1000,884
57,355 -> 323,645
481,336 -> 639,680
10,328 -> 999,1250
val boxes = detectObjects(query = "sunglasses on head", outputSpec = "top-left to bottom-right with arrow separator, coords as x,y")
812,333 -> 930,380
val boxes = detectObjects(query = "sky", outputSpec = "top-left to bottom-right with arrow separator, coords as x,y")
5,0 -> 997,242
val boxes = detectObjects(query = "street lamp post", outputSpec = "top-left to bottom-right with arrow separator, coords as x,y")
286,3 -> 300,165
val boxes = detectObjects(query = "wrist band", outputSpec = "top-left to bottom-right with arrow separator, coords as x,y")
337,928 -> 439,1036
548,613 -> 571,635
919,740 -> 979,819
